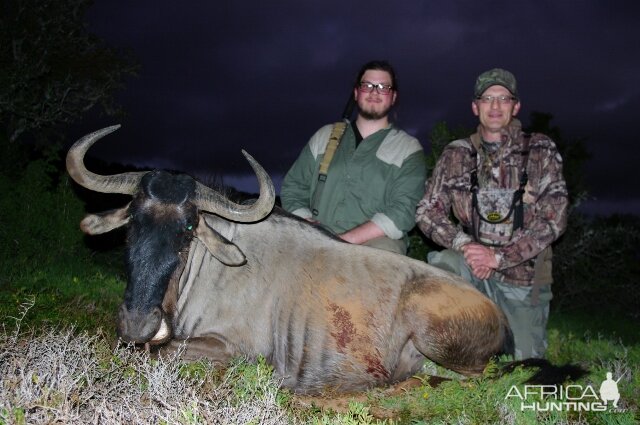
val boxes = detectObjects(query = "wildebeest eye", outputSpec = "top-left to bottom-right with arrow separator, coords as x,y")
186,224 -> 193,231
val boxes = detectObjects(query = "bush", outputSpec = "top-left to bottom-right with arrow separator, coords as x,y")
552,212 -> 640,320
0,156 -> 85,267
0,312 -> 291,424
0,143 -> 124,331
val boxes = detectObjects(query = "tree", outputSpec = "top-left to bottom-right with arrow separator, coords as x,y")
0,0 -> 138,145
424,121 -> 472,178
524,111 -> 590,208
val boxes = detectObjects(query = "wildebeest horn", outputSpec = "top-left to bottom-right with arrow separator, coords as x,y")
66,125 -> 147,194
194,150 -> 275,222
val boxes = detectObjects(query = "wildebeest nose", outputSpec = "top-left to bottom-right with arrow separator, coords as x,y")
117,304 -> 163,343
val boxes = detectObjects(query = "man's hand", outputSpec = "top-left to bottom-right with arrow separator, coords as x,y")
462,243 -> 498,280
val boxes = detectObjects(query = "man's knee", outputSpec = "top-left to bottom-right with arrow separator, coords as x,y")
428,249 -> 477,285
428,249 -> 464,274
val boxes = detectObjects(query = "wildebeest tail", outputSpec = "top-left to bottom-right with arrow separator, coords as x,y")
502,358 -> 588,385
499,321 -> 515,357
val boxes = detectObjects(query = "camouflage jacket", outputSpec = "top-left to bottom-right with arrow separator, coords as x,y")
415,119 -> 569,286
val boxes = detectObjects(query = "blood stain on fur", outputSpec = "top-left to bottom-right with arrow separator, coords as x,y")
327,303 -> 355,352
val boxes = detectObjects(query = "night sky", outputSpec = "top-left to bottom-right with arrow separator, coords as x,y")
74,1 -> 640,216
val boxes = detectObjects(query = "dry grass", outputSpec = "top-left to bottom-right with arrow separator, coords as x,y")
0,300 -> 292,424
2,300 -> 638,424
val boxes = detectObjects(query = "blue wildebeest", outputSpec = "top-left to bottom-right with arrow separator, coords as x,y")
67,125 -> 513,394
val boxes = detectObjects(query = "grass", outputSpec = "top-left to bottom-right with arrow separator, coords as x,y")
1,309 -> 638,424
1,253 -> 638,424
0,250 -> 124,333
548,311 -> 640,346
0,318 -> 291,424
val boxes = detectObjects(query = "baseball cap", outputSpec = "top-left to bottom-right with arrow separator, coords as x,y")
474,68 -> 518,97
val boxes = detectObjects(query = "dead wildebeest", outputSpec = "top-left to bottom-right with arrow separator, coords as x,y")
68,125 -> 583,395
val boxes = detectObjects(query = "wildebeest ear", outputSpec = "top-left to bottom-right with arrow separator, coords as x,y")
80,203 -> 131,235
195,215 -> 246,266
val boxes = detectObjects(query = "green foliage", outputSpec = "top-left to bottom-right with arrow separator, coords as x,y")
0,0 -> 138,144
424,121 -> 473,178
0,407 -> 25,425
224,355 -> 293,409
177,402 -> 201,425
0,143 -> 124,331
0,150 -> 80,263
178,359 -> 216,382
312,401 -> 386,425
374,361 -> 531,424
406,230 -> 431,262
226,355 -> 277,402
544,329 -> 639,425
525,111 -> 591,206
552,213 -> 640,320
227,356 -> 273,400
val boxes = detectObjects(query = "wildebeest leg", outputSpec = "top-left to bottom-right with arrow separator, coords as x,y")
390,339 -> 427,382
401,285 -> 505,376
154,335 -> 234,364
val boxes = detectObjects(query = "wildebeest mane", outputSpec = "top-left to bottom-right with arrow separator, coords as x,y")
224,188 -> 343,242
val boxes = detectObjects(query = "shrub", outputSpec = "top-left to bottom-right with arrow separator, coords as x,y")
0,319 -> 292,424
0,144 -> 124,331
552,212 -> 640,320
0,144 -> 86,268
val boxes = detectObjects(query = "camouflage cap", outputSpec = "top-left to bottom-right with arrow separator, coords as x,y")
474,68 -> 518,97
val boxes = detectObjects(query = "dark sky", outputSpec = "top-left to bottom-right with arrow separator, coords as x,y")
76,1 -> 640,216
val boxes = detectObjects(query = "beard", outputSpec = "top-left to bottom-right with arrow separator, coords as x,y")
358,103 -> 392,121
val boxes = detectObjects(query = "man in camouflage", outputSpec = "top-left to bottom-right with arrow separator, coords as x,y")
415,68 -> 568,359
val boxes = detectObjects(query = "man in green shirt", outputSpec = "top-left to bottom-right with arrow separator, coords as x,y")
281,60 -> 426,254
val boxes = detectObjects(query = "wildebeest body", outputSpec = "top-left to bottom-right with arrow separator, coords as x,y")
163,211 -> 508,393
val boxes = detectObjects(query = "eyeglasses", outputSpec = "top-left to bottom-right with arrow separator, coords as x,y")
476,95 -> 517,104
358,81 -> 394,95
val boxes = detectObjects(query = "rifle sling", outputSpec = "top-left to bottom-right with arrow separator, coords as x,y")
311,122 -> 348,216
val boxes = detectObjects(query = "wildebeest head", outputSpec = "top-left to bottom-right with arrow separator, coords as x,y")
66,125 -> 275,344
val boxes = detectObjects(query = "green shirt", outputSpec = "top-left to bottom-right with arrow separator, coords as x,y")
281,123 -> 426,239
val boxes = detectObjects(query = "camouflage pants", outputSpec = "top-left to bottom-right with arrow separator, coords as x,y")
427,249 -> 552,360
